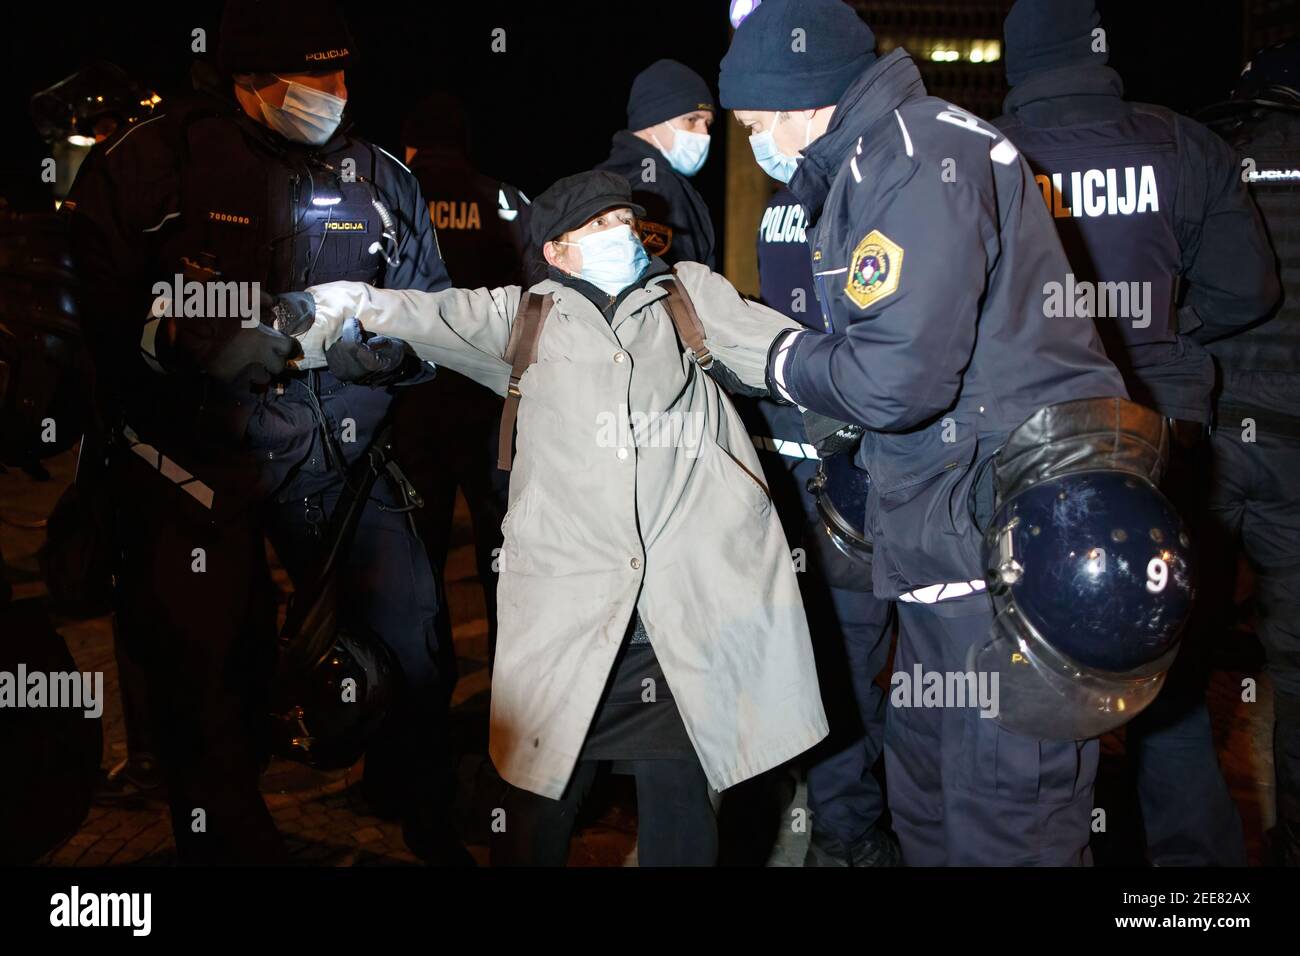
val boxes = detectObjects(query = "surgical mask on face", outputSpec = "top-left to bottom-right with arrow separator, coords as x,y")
749,112 -> 813,184
652,122 -> 710,177
254,76 -> 346,146
556,224 -> 650,297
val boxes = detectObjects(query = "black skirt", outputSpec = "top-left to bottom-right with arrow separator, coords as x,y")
576,619 -> 696,763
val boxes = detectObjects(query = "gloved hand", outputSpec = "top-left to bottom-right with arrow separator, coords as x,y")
262,291 -> 317,337
205,323 -> 301,384
802,409 -> 865,457
325,317 -> 427,387
704,360 -> 767,398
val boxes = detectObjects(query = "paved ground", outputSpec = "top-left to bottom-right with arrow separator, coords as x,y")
0,446 -> 1277,866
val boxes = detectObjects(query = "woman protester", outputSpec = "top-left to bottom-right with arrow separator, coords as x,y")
290,170 -> 828,865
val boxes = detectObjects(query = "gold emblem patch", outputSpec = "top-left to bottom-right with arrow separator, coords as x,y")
844,230 -> 904,309
637,220 -> 673,257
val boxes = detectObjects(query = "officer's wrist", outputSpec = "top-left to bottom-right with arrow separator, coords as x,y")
765,329 -> 805,406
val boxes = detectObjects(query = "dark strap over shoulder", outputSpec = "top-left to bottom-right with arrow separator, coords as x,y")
662,268 -> 713,370
497,291 -> 554,471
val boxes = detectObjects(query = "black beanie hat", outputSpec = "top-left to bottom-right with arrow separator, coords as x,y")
1003,0 -> 1107,88
719,0 -> 876,111
217,0 -> 357,75
627,59 -> 715,131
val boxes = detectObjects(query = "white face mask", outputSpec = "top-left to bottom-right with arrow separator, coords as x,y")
254,76 -> 346,145
555,224 -> 651,297
651,122 -> 711,177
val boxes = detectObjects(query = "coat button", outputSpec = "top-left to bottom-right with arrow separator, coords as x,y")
613,351 -> 626,363
630,557 -> 642,570
617,447 -> 629,460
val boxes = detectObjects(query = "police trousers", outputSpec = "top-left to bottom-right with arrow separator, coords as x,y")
884,596 -> 1098,866
390,371 -> 508,666
1126,433 -> 1246,866
1206,426 -> 1300,863
112,443 -> 449,862
804,582 -> 894,848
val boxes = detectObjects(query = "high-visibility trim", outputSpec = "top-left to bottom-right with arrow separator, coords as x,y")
750,434 -> 821,460
121,424 -> 215,509
104,113 -> 167,156
894,110 -> 913,157
898,579 -> 987,604
375,144 -> 413,175
139,317 -> 167,373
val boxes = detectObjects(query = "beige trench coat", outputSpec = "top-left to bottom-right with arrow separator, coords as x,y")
295,263 -> 828,799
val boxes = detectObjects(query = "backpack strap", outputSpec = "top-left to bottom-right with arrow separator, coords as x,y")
662,267 -> 713,370
497,291 -> 554,471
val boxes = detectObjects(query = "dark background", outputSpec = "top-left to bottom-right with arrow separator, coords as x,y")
0,0 -> 1258,237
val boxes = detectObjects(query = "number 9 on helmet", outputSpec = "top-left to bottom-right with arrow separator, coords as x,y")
970,468 -> 1193,741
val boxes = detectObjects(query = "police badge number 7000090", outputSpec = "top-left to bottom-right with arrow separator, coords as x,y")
845,229 -> 903,310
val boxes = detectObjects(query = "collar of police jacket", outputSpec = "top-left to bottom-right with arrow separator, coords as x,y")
792,48 -> 926,223
1001,62 -> 1126,125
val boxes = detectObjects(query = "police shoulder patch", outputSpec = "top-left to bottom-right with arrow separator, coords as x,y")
845,230 -> 903,309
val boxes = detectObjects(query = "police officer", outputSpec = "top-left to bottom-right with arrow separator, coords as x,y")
747,186 -> 897,865
1203,39 -> 1300,865
391,92 -> 530,668
66,0 -> 459,863
721,0 -> 1133,864
995,0 -> 1280,866
597,59 -> 717,269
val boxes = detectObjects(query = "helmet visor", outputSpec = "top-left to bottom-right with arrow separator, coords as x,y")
968,603 -> 1177,740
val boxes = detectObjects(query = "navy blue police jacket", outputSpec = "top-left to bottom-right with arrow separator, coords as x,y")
743,187 -> 823,542
67,92 -> 449,515
410,145 -> 530,289
994,64 -> 1280,424
1206,104 -> 1300,427
597,130 -> 717,269
778,49 -> 1126,601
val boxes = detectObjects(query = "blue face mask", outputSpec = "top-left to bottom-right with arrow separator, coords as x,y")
558,224 -> 650,297
653,122 -> 711,177
749,112 -> 812,184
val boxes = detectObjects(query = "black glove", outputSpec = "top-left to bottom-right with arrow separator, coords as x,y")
208,324 -> 299,384
704,360 -> 767,398
263,291 -> 317,337
160,317 -> 300,384
325,317 -> 427,387
802,409 -> 865,457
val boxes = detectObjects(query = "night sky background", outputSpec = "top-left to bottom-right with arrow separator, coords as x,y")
0,0 -> 1254,253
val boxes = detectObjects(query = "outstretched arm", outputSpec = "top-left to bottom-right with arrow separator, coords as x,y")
667,262 -> 801,391
294,281 -> 521,395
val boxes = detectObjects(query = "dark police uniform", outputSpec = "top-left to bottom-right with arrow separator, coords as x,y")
746,186 -> 894,861
995,61 -> 1279,866
394,143 -> 531,667
597,130 -> 717,269
66,92 -> 451,862
1207,96 -> 1300,865
775,49 -> 1126,864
